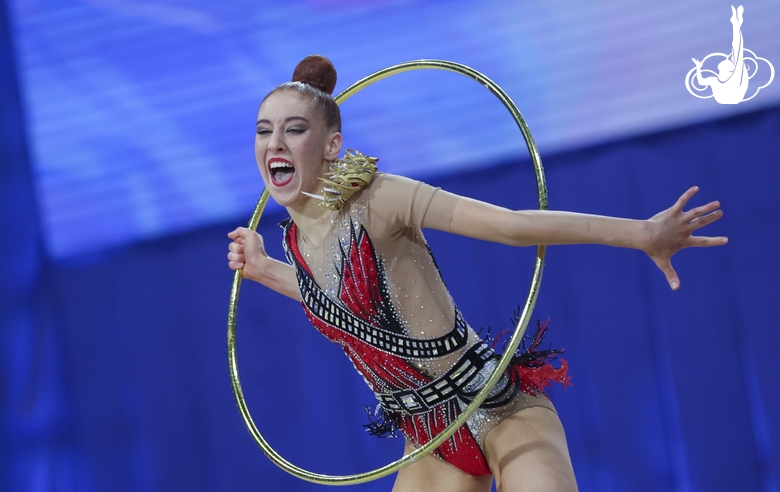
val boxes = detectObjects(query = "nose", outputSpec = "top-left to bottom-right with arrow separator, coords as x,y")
267,129 -> 286,152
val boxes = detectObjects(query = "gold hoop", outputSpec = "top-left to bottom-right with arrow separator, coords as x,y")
227,59 -> 548,485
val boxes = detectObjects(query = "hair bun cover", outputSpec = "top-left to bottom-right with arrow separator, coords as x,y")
292,55 -> 337,95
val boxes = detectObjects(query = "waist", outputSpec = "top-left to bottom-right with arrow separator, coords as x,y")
374,342 -> 515,416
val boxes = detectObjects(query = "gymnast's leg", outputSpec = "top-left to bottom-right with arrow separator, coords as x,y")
484,406 -> 578,492
730,5 -> 745,73
392,441 -> 493,492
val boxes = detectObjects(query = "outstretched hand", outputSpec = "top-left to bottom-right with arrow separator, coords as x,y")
644,187 -> 727,290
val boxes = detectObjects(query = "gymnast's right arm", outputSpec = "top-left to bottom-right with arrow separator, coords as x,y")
227,227 -> 301,301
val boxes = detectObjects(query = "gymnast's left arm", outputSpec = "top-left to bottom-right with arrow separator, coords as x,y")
428,186 -> 728,290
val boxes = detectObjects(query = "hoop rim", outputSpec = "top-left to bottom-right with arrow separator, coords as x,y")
227,59 -> 548,485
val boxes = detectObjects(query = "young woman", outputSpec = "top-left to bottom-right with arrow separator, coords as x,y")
227,55 -> 727,492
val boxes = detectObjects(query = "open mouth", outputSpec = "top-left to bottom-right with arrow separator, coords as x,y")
269,158 -> 295,186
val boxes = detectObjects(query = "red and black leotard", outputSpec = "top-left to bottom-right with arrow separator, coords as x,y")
281,173 -> 569,476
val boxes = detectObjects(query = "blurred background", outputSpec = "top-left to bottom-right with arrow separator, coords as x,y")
1,0 -> 778,490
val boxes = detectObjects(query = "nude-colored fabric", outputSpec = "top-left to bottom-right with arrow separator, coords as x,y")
292,172 -> 555,469
363,172 -> 459,232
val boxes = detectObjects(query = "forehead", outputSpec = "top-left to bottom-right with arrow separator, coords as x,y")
257,90 -> 314,120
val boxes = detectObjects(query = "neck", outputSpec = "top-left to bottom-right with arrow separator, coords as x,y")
287,196 -> 333,246
285,158 -> 335,244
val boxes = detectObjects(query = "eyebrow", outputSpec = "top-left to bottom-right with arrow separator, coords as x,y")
256,116 -> 310,126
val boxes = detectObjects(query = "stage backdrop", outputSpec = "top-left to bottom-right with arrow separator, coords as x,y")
2,1 -> 780,492
6,0 -> 780,259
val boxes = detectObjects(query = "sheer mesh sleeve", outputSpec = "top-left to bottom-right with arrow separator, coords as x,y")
365,173 -> 459,235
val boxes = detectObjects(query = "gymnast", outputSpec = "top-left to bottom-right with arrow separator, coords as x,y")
227,55 -> 727,492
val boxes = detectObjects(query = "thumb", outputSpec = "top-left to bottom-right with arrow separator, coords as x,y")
655,258 -> 680,290
228,227 -> 251,240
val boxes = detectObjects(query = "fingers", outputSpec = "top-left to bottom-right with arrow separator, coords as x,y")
686,210 -> 723,232
227,242 -> 245,267
650,188 -> 726,289
228,241 -> 244,254
227,227 -> 268,275
685,235 -> 729,247
677,189 -> 726,232
673,186 -> 699,212
228,228 -> 249,271
685,200 -> 720,220
693,211 -> 723,229
227,237 -> 245,269
683,199 -> 724,240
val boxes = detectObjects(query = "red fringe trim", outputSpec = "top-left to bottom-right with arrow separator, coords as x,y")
514,358 -> 572,394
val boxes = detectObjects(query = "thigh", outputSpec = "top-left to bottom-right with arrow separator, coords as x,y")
483,406 -> 578,492
392,441 -> 493,492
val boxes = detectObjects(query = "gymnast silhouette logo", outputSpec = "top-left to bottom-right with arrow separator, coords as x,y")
685,5 -> 774,104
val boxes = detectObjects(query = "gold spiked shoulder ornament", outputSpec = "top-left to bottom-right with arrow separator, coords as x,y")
302,149 -> 379,210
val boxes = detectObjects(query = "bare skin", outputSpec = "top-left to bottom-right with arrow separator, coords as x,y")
484,407 -> 577,492
227,89 -> 728,490
392,441 -> 493,492
392,407 -> 575,492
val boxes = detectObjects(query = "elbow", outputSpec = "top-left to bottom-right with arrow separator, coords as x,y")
501,210 -> 541,247
505,235 -> 537,247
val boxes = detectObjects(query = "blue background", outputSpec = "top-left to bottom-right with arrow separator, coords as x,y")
7,0 -> 780,259
2,1 -> 779,491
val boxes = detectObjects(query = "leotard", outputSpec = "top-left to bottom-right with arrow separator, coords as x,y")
282,173 -> 568,475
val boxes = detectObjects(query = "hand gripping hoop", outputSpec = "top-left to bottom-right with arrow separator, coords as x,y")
227,60 -> 548,485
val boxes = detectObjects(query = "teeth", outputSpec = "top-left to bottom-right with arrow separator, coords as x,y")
270,161 -> 293,170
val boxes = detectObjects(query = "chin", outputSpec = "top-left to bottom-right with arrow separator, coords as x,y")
269,184 -> 308,208
268,189 -> 297,207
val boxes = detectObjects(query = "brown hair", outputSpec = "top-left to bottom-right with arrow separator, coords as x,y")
263,55 -> 341,132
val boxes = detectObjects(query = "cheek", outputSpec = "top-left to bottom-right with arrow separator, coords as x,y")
254,139 -> 265,162
254,140 -> 269,179
256,164 -> 270,187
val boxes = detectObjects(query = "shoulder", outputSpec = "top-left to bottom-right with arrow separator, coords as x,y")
359,172 -> 459,232
367,172 -> 420,190
363,172 -> 435,200
363,172 -> 427,208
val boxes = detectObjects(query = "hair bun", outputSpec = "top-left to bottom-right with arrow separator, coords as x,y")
292,55 -> 337,95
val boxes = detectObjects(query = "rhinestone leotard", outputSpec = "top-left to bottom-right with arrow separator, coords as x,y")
282,173 -> 567,476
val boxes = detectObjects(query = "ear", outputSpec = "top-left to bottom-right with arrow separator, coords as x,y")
324,131 -> 342,161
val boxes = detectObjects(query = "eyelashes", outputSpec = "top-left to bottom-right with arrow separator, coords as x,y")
255,127 -> 308,135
